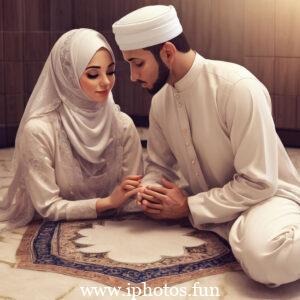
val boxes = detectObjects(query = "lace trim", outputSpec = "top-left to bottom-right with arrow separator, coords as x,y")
60,31 -> 78,89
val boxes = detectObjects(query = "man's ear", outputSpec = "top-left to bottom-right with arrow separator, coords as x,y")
160,42 -> 176,67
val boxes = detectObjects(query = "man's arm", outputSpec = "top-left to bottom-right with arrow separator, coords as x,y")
142,79 -> 279,225
188,78 -> 278,226
142,104 -> 181,186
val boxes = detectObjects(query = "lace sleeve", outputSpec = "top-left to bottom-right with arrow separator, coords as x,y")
20,119 -> 98,221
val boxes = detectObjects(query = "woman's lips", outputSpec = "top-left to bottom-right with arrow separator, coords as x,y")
96,90 -> 109,95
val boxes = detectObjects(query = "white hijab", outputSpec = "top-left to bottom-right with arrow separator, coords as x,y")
0,29 -> 119,229
19,28 -> 117,163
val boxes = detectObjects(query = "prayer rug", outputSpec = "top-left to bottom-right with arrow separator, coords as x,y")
16,213 -> 240,290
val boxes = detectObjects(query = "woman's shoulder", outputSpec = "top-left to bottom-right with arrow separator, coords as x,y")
114,109 -> 141,146
22,111 -> 59,138
115,109 -> 135,131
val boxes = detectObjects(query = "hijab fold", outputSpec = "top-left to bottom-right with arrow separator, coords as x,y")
22,28 -> 118,163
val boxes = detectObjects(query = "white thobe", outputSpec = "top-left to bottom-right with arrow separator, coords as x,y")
2,109 -> 143,227
143,53 -> 300,286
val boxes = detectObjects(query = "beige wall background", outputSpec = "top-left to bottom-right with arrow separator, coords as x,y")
1,0 -> 300,147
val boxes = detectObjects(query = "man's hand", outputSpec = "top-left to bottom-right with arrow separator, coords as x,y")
139,178 -> 189,219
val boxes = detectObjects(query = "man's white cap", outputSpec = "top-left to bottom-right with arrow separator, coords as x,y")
112,5 -> 183,51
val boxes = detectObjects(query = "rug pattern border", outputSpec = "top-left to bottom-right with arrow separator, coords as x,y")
16,221 -> 240,290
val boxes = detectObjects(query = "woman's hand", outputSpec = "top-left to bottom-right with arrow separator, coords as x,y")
110,175 -> 143,208
96,175 -> 142,213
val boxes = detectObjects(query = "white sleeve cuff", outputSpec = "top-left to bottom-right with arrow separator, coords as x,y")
66,198 -> 98,220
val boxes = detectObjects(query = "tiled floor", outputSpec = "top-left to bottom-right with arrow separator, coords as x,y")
0,147 -> 300,299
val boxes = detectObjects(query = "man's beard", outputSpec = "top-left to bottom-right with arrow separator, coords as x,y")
147,58 -> 170,95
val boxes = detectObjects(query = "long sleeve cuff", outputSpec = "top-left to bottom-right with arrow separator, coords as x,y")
187,191 -> 243,228
66,198 -> 98,220
187,194 -> 206,228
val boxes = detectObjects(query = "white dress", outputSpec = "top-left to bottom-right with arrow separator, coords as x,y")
19,107 -> 143,222
0,29 -> 144,229
1,107 -> 143,228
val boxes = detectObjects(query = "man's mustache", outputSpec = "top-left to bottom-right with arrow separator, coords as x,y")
136,79 -> 147,84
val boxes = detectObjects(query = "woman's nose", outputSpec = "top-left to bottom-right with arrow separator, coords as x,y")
99,74 -> 110,87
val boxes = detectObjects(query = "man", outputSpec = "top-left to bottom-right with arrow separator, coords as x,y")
113,5 -> 300,286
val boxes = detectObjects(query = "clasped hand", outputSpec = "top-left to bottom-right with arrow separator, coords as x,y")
96,175 -> 143,214
109,175 -> 143,208
137,178 -> 189,219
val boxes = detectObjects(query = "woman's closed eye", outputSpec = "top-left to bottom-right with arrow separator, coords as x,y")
87,73 -> 98,79
107,70 -> 116,76
86,70 -> 115,79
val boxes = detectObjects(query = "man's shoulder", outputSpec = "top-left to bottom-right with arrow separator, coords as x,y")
204,58 -> 256,86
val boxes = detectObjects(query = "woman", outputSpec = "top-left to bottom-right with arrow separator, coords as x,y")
0,28 -> 143,230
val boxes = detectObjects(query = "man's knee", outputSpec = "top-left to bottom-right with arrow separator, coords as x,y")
229,216 -> 300,286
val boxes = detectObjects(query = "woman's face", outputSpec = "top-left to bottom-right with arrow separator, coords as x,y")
80,48 -> 115,103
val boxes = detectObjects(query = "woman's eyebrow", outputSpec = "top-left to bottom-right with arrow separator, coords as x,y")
86,66 -> 100,70
85,62 -> 115,70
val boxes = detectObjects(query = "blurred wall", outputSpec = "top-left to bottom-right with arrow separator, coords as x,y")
0,0 -> 300,147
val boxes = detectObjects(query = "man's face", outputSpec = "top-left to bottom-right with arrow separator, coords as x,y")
122,49 -> 170,95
